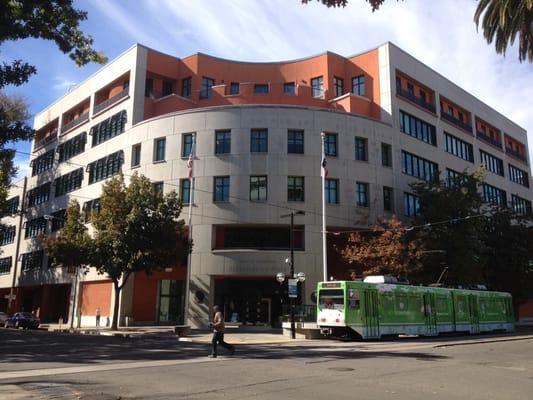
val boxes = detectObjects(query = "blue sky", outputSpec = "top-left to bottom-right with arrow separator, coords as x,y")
2,0 -> 532,178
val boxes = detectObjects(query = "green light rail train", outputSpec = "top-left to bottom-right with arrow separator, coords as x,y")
316,279 -> 514,339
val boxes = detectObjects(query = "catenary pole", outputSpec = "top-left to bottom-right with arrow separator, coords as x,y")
320,132 -> 327,282
184,133 -> 196,326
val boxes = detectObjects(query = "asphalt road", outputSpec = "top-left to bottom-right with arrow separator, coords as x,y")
1,328 -> 532,399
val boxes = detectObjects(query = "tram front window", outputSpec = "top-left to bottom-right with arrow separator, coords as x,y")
319,289 -> 344,310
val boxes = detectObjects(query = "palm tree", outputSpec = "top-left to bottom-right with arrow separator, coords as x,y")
474,0 -> 533,62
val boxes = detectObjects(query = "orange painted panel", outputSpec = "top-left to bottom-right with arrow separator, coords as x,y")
519,300 -> 533,318
80,280 -> 112,316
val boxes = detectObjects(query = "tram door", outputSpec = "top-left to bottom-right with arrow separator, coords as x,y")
468,295 -> 480,334
423,293 -> 438,336
363,289 -> 380,339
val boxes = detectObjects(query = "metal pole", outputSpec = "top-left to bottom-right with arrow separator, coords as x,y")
290,212 -> 295,340
320,133 -> 327,282
70,267 -> 79,329
183,133 -> 196,326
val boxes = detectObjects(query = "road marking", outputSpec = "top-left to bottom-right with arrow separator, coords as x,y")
0,357 -> 229,381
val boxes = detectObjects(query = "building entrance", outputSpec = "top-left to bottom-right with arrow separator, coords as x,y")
214,278 -> 286,328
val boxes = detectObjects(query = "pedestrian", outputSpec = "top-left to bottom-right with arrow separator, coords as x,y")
209,305 -> 235,358
95,307 -> 101,327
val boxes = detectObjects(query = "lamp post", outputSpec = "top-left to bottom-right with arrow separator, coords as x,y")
278,210 -> 306,339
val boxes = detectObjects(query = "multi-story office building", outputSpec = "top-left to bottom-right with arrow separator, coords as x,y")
0,42 -> 531,327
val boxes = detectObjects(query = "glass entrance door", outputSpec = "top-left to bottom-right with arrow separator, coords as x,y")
158,280 -> 184,325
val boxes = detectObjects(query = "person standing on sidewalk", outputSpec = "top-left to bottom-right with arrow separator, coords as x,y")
95,307 -> 101,327
209,305 -> 235,358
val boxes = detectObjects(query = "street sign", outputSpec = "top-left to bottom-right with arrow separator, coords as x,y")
288,278 -> 298,298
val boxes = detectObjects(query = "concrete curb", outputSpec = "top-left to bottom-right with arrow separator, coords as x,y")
433,335 -> 533,348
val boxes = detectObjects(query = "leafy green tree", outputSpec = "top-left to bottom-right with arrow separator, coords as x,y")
302,0 -> 533,62
90,173 -> 190,330
339,215 -> 425,280
0,0 -> 106,218
410,169 -> 488,285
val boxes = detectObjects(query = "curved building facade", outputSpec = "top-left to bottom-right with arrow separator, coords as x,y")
1,43 -> 531,327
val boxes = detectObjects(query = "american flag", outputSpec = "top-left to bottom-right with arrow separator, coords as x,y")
321,157 -> 328,178
187,152 -> 193,179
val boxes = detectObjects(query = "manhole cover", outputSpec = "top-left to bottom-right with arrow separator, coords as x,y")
328,367 -> 355,372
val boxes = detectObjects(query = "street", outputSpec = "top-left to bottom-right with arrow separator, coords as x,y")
1,329 -> 532,399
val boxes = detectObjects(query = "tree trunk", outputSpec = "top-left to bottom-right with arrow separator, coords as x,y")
111,281 -> 120,330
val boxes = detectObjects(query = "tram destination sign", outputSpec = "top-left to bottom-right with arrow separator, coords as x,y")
322,282 -> 341,288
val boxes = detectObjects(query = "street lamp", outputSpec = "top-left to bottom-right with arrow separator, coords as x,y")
277,210 -> 305,339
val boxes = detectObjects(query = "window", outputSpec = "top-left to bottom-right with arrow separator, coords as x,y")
407,83 -> 414,96
250,176 -> 267,201
399,110 -> 437,146
182,133 -> 194,157
88,151 -> 124,184
404,192 -> 420,217
355,137 -> 368,161
324,133 -> 338,157
381,143 -> 392,167
5,196 -> 19,214
27,183 -> 51,206
91,110 -> 127,147
200,77 -> 214,99
511,195 -> 532,216
352,75 -> 365,96
311,76 -> 323,98
145,78 -> 153,97
0,257 -> 11,275
480,150 -> 504,176
162,80 -> 173,97
0,226 -> 16,246
54,168 -> 83,197
230,82 -> 239,95
250,129 -> 268,153
21,250 -> 43,271
152,182 -> 164,195
214,225 -> 304,250
57,132 -> 86,163
180,179 -> 191,204
254,84 -> 269,93
215,130 -> 231,154
334,77 -> 344,97
214,176 -> 230,202
444,132 -> 474,162
31,149 -> 55,176
288,176 -> 304,202
402,150 -> 439,182
50,209 -> 66,232
181,77 -> 192,98
154,138 -> 166,162
325,179 -> 339,204
509,164 -> 529,188
482,183 -> 507,207
131,143 -> 141,167
446,168 -> 467,188
356,182 -> 369,207
284,82 -> 295,95
25,217 -> 47,238
383,186 -> 393,212
288,130 -> 304,154
83,198 -> 101,222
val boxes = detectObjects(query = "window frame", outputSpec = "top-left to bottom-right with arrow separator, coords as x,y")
356,182 -> 369,207
311,76 -> 324,98
287,176 -> 305,202
131,143 -> 141,168
325,178 -> 339,204
324,133 -> 338,157
153,137 -> 166,162
355,137 -> 368,161
250,129 -> 268,153
249,175 -> 267,201
213,176 -> 230,202
215,130 -> 231,154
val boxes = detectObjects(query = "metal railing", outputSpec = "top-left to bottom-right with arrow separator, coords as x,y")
34,129 -> 58,150
281,304 -> 316,323
396,86 -> 436,113
441,112 -> 473,133
506,147 -> 528,163
61,112 -> 89,134
476,130 -> 502,149
93,88 -> 129,115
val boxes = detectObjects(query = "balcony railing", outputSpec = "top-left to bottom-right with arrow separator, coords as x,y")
441,111 -> 473,133
61,112 -> 89,134
34,129 -> 58,150
477,130 -> 502,149
396,86 -> 436,113
506,146 -> 528,163
93,88 -> 129,115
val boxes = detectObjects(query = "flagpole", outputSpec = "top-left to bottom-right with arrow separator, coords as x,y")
320,131 -> 327,282
184,133 -> 196,326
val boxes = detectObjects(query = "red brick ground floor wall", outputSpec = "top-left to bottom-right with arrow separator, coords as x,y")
80,280 -> 112,318
518,300 -> 533,320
